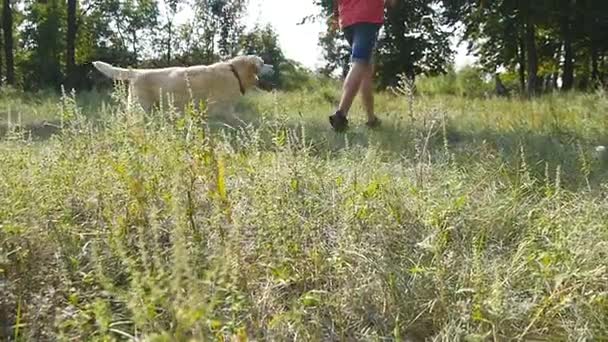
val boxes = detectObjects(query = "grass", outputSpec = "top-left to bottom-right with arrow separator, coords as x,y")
1,82 -> 607,341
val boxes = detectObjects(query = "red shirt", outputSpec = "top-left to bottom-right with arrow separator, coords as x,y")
336,0 -> 385,28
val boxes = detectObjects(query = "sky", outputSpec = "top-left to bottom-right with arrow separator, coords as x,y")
175,0 -> 477,71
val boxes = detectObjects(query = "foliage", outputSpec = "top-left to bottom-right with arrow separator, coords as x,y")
240,23 -> 285,87
377,0 -> 453,85
309,0 -> 608,95
416,65 -> 494,98
0,0 -> 249,90
2,0 -> 608,94
442,0 -> 608,95
19,0 -> 66,90
314,0 -> 453,87
317,19 -> 351,78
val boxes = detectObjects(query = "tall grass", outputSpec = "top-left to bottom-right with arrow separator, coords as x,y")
415,66 -> 495,98
1,84 -> 607,341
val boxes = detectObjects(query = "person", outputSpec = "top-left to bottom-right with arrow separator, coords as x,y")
328,0 -> 397,132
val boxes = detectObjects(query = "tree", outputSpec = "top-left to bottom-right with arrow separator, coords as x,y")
167,0 -> 247,65
240,23 -> 285,87
313,0 -> 453,87
444,0 -> 608,94
378,0 -> 453,86
0,5 -> 3,86
66,0 -> 77,88
2,0 -> 252,90
4,0 -> 605,93
443,0 -> 547,96
2,0 -> 14,85
20,0 -> 65,89
577,0 -> 608,86
155,0 -> 182,65
523,1 -> 539,96
213,0 -> 246,58
94,0 -> 158,65
559,0 -> 575,90
317,18 -> 351,78
444,0 -> 522,85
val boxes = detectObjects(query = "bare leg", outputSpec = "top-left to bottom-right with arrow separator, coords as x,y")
359,64 -> 378,123
329,23 -> 381,131
337,61 -> 372,116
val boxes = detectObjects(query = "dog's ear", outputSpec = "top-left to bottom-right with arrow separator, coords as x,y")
256,56 -> 264,70
248,55 -> 264,74
248,61 -> 259,79
247,56 -> 261,82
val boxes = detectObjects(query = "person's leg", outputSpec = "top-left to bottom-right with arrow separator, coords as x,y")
337,61 -> 371,115
359,63 -> 380,126
329,23 -> 381,131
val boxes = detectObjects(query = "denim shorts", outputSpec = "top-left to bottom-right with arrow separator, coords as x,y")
343,23 -> 381,64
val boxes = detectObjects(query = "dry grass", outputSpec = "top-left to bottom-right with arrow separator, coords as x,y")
1,84 -> 607,341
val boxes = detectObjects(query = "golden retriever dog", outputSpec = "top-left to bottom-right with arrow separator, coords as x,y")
92,55 -> 273,113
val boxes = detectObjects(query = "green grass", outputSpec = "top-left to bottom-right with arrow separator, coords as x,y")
1,84 -> 607,341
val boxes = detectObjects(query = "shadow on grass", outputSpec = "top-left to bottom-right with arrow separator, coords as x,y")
0,120 -> 62,141
0,88 -> 111,141
208,99 -> 608,191
2,92 -> 605,190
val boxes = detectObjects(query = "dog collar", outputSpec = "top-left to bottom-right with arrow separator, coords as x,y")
229,64 -> 245,95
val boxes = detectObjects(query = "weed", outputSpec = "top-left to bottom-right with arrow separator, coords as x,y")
0,85 -> 607,341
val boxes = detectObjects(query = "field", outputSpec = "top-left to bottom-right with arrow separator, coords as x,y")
1,82 -> 607,341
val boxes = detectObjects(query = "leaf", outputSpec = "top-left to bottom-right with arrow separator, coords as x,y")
216,155 -> 227,201
453,195 -> 468,210
290,178 -> 299,191
300,291 -> 322,307
271,265 -> 293,283
209,319 -> 223,331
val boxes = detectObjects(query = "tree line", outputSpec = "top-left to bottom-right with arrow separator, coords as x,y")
0,0 -> 293,91
0,0 -> 607,95
315,0 -> 608,95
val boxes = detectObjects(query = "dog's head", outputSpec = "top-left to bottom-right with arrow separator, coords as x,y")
230,55 -> 274,90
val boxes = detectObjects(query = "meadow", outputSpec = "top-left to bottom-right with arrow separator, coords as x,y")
1,80 -> 607,341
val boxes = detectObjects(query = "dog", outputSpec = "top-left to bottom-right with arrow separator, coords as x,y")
92,55 -> 273,113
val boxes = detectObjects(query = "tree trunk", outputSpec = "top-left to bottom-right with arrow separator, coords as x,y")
132,31 -> 138,63
591,42 -> 600,84
167,23 -> 172,64
2,0 -> 15,85
525,16 -> 538,97
552,72 -> 559,89
518,36 -> 526,93
549,76 -> 554,92
600,54 -> 605,84
561,0 -> 575,90
0,20 -> 3,86
562,40 -> 574,90
66,0 -> 77,89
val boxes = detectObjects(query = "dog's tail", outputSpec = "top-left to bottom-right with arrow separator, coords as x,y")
92,61 -> 138,81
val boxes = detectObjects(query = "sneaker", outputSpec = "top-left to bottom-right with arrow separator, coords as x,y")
329,110 -> 349,132
366,116 -> 382,129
